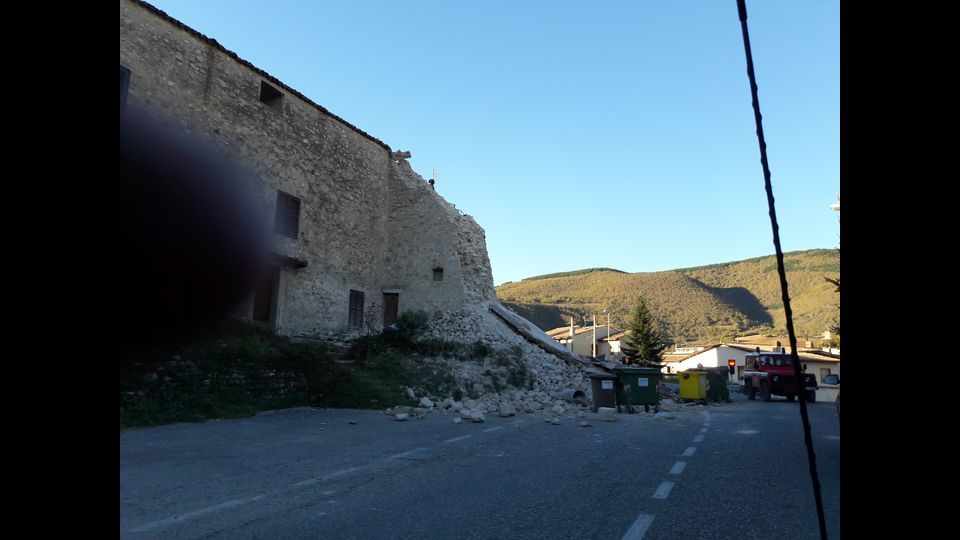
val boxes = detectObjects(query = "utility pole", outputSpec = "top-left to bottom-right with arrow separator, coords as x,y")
592,315 -> 598,358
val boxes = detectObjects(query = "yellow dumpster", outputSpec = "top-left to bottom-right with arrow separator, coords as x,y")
679,370 -> 708,402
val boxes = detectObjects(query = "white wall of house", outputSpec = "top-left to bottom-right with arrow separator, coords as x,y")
598,339 -> 622,358
803,359 -> 841,402
560,325 -> 615,357
675,347 -> 749,383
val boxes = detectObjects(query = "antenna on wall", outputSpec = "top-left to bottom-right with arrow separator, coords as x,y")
430,170 -> 444,190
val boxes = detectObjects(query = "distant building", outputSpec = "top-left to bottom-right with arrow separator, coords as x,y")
546,323 -> 619,358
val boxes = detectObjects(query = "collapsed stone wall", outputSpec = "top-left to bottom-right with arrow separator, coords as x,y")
412,306 -> 592,414
385,161 -> 496,318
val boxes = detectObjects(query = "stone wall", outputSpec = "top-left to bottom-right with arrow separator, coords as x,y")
120,0 -> 494,337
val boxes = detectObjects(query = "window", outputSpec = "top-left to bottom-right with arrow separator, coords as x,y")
259,81 -> 283,112
349,290 -> 364,329
433,267 -> 444,281
820,368 -> 832,381
275,191 -> 301,238
120,65 -> 131,114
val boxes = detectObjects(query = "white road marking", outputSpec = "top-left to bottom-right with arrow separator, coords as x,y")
669,462 -> 687,475
321,468 -> 360,481
699,427 -> 708,434
653,481 -> 675,499
445,434 -> 473,443
734,430 -> 759,435
129,497 -> 256,532
482,426 -> 504,433
127,445 -> 430,533
693,435 -> 704,443
823,435 -> 840,440
682,447 -> 697,457
621,513 -> 655,540
293,478 -> 318,487
510,420 -> 524,426
388,448 -> 428,459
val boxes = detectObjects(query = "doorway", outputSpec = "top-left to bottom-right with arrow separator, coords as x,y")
383,293 -> 399,327
253,267 -> 281,324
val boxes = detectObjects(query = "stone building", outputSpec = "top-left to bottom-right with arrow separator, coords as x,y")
120,0 -> 496,337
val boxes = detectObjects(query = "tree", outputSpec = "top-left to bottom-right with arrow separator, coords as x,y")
825,195 -> 840,342
621,297 -> 667,365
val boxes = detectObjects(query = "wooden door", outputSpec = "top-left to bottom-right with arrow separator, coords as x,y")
383,293 -> 399,327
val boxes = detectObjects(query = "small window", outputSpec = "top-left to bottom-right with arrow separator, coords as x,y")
349,290 -> 364,329
820,368 -> 831,381
259,81 -> 283,112
275,191 -> 300,238
120,65 -> 131,114
433,267 -> 444,281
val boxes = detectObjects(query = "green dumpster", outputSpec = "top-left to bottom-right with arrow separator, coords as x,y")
612,366 -> 662,413
705,368 -> 731,403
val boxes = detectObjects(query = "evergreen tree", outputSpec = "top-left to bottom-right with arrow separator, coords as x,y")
621,297 -> 666,365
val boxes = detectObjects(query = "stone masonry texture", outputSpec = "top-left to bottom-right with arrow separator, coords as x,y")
120,0 -> 496,337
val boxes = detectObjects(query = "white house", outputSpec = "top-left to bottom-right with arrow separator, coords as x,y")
545,324 -> 619,358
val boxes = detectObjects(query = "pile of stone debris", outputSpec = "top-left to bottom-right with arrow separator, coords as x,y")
375,305 -> 593,422
383,395 -> 593,424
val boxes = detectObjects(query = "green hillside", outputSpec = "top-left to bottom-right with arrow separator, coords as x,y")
496,249 -> 839,344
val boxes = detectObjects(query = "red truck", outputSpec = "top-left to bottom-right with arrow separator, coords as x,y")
741,350 -> 818,402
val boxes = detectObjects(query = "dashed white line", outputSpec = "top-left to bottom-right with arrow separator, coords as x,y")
699,427 -> 708,434
482,426 -> 504,433
445,434 -> 473,443
129,497 -> 256,532
293,478 -> 319,487
669,461 -> 686,475
388,448 -> 429,459
510,419 -> 524,426
682,447 -> 697,457
652,481 -> 674,499
621,513 -> 655,540
693,435 -> 704,443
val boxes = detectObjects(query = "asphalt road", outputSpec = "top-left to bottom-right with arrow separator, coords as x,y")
120,393 -> 840,539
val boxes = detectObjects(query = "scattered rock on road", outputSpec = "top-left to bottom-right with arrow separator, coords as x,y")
394,413 -> 409,421
598,407 -> 617,422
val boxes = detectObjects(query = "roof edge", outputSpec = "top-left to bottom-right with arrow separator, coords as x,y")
127,0 -> 393,155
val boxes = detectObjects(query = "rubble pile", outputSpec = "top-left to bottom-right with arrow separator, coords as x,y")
400,305 -> 592,417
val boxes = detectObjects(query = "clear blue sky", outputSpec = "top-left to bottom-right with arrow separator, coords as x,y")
145,0 -> 840,286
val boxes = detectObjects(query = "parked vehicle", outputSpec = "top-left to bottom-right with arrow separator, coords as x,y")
741,350 -> 818,402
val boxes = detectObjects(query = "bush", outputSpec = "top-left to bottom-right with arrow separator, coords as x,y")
396,311 -> 429,337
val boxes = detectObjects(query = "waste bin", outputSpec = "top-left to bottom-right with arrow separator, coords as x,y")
588,371 -> 618,412
679,370 -> 708,403
705,368 -> 731,403
612,366 -> 662,413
